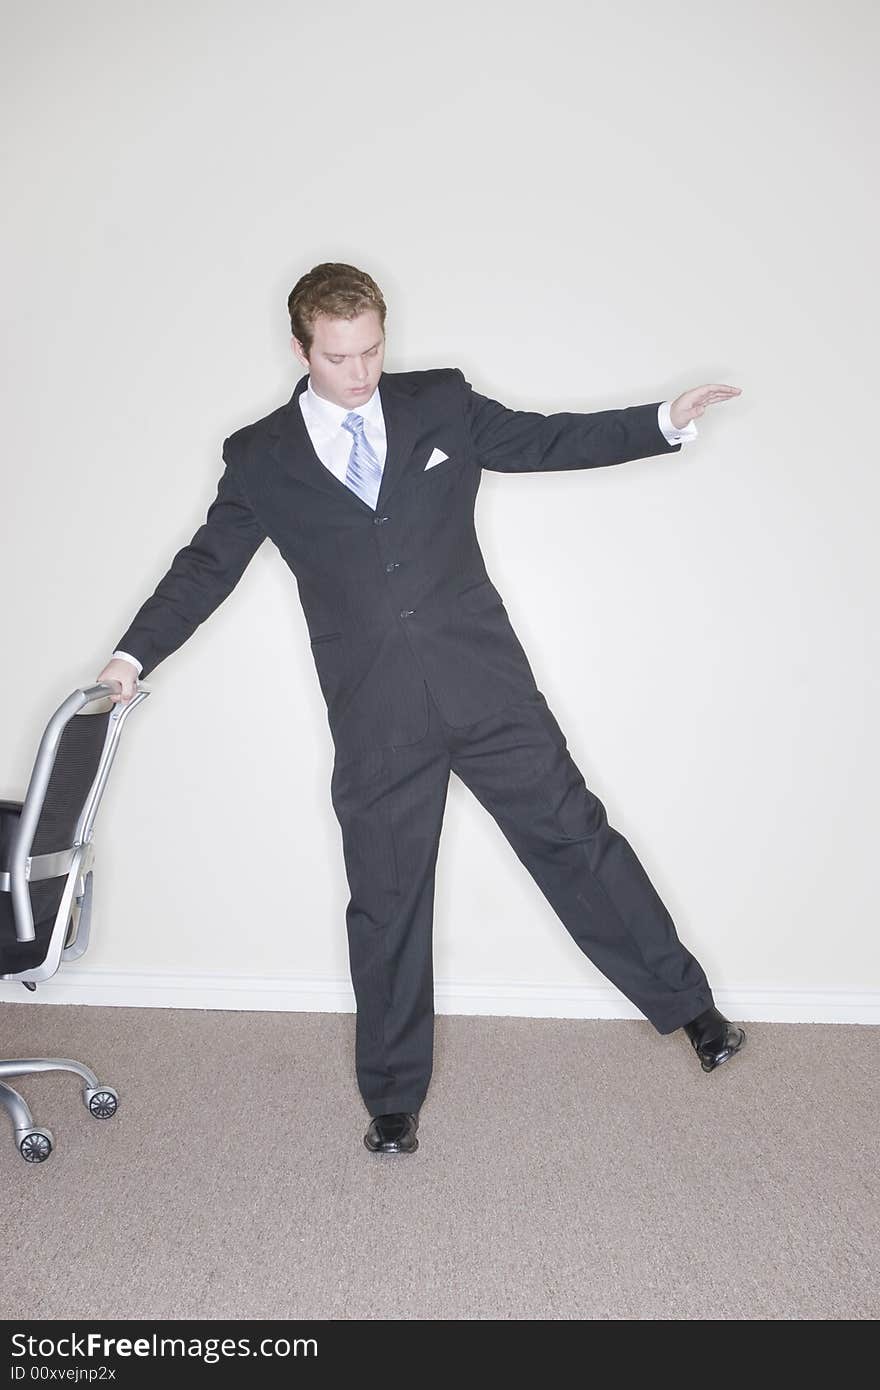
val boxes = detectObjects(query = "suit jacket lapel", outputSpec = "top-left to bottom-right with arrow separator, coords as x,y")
268,371 -> 422,514
375,374 -> 421,511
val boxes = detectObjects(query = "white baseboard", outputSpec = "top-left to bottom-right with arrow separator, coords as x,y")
1,968 -> 878,1024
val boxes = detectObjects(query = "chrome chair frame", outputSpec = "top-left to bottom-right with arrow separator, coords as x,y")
0,681 -> 149,1161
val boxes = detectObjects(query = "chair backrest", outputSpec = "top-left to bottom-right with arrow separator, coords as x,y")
0,682 -> 149,977
27,698 -> 115,929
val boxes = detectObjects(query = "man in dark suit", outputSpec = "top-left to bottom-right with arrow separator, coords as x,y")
98,262 -> 745,1155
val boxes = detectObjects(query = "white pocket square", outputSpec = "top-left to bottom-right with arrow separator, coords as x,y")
424,447 -> 449,470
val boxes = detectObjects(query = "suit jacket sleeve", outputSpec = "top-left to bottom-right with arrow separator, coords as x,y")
113,438 -> 267,679
455,367 -> 683,473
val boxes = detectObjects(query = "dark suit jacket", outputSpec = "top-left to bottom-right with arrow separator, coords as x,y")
115,368 -> 682,760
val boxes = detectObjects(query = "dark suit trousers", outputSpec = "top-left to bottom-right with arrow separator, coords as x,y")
330,681 -> 714,1117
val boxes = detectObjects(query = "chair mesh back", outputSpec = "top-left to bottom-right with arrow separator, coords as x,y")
32,707 -> 112,856
1,701 -> 120,972
27,706 -> 112,925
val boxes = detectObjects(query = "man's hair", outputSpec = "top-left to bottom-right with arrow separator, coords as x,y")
288,262 -> 387,356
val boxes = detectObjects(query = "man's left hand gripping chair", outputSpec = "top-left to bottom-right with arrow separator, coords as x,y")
0,681 -> 149,1162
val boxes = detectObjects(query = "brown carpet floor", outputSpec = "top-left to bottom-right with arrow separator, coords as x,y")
0,1005 -> 876,1320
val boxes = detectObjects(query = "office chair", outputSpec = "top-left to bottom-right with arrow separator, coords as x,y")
0,680 -> 149,1162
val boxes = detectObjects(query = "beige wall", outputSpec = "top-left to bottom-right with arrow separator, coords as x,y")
1,0 -> 876,1017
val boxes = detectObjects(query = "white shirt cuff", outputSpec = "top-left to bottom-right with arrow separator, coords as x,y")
112,650 -> 143,676
658,400 -> 698,444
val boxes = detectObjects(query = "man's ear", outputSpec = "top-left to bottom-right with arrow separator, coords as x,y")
291,336 -> 309,367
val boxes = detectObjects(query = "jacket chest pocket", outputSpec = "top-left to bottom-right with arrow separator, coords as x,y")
417,453 -> 466,486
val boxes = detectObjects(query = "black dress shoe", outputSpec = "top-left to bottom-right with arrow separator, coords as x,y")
682,1006 -> 746,1072
364,1112 -> 419,1154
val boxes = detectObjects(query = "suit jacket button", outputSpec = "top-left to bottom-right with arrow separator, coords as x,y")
373,515 -> 390,525
385,561 -> 400,572
399,609 -> 414,619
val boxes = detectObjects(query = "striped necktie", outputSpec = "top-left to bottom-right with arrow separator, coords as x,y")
341,411 -> 383,509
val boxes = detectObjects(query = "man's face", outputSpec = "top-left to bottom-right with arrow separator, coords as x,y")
292,308 -> 386,408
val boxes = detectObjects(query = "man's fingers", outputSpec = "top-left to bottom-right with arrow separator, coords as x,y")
672,382 -> 741,427
691,385 -> 742,408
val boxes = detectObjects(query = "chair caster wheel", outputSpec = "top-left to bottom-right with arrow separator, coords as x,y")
86,1087 -> 118,1119
19,1128 -> 54,1163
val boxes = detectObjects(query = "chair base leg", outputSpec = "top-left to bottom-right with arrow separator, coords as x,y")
0,1061 -> 119,1163
0,1056 -> 101,1088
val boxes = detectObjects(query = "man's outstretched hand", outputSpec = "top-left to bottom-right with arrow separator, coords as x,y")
96,657 -> 139,704
670,383 -> 742,430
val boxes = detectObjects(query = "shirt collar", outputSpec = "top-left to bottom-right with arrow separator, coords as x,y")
304,377 -> 383,435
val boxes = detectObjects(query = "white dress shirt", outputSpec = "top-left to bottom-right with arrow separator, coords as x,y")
298,376 -> 388,478
111,383 -> 696,676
